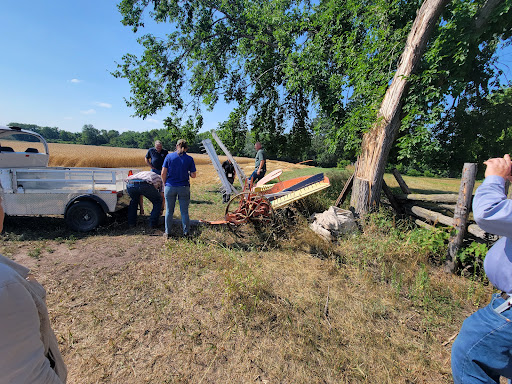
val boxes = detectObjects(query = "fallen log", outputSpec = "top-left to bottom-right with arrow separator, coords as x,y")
409,205 -> 454,227
397,193 -> 459,203
392,168 -> 411,194
467,224 -> 486,239
415,219 -> 435,230
439,204 -> 456,211
382,180 -> 403,214
335,172 -> 354,207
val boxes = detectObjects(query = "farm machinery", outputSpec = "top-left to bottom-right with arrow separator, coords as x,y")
202,132 -> 330,227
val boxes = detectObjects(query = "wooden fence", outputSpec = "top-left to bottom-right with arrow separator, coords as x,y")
336,163 -> 491,273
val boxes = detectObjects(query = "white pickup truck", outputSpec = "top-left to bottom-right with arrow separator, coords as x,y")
0,126 -> 133,232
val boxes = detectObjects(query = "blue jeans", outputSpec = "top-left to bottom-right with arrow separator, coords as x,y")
164,185 -> 191,235
151,168 -> 161,175
249,169 -> 266,184
452,293 -> 512,383
127,182 -> 162,227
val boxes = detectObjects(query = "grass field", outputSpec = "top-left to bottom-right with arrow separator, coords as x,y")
0,144 -> 494,383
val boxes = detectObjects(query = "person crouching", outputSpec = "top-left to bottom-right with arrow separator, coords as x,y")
125,171 -> 163,229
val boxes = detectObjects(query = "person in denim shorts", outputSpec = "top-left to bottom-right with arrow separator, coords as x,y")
452,154 -> 512,383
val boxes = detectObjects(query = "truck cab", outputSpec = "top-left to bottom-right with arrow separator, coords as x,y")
0,126 -> 49,168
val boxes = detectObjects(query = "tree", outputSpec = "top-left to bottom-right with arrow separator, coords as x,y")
217,108 -> 248,156
351,0 -> 511,214
80,124 -> 101,145
114,0 -> 512,181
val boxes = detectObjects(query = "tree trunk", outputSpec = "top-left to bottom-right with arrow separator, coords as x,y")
350,0 -> 451,214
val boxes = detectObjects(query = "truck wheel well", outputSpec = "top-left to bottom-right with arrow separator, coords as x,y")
65,195 -> 109,214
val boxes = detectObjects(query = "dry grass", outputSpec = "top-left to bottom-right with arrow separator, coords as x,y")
1,216 -> 488,383
0,143 -> 490,383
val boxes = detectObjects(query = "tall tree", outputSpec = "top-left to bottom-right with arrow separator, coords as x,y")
351,0 -> 510,214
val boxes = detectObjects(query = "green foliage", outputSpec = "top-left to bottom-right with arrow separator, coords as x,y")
407,227 -> 451,263
112,0 -> 512,174
216,108 -> 249,156
457,241 -> 488,265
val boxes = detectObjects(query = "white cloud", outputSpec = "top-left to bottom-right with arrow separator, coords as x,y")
94,102 -> 112,108
147,118 -> 160,124
70,78 -> 82,83
80,109 -> 96,115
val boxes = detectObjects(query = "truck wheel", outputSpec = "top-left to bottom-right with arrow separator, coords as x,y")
65,201 -> 105,232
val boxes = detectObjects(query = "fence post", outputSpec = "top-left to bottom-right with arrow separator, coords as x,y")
392,168 -> 411,194
445,163 -> 477,273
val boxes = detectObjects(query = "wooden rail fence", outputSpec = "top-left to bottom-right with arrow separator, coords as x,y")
336,163 -> 493,273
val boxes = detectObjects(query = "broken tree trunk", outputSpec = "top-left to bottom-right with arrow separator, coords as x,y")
350,0 -> 451,215
445,163 -> 478,273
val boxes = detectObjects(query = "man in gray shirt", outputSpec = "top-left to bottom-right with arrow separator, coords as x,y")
249,142 -> 266,185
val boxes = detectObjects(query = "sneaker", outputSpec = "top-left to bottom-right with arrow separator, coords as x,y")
163,232 -> 169,241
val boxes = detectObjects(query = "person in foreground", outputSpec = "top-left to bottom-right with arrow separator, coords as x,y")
161,139 -> 196,237
125,170 -> 163,229
249,141 -> 266,186
0,192 -> 68,383
452,154 -> 512,383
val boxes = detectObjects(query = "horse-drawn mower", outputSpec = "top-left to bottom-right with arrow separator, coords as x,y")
202,132 -> 330,227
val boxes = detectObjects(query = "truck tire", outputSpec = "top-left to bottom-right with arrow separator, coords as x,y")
65,201 -> 105,232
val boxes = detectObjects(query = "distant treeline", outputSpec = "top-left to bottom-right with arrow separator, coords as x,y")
8,122 -> 348,169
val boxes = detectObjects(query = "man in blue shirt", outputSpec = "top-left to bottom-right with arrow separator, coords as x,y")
145,140 -> 168,175
452,154 -> 512,383
161,139 -> 196,237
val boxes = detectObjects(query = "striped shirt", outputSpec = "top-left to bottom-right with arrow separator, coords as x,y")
125,171 -> 163,192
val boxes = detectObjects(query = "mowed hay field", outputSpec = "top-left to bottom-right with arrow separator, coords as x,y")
45,142 -> 309,185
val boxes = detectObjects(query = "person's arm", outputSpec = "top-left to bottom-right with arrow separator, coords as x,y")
257,159 -> 265,174
473,154 -> 512,237
145,150 -> 152,167
189,159 -> 197,178
161,167 -> 168,185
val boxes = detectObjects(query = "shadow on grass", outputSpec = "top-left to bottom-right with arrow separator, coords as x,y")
2,214 -> 132,241
190,199 -> 214,205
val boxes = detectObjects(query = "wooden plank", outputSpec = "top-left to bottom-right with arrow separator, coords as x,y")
467,224 -> 486,239
335,172 -> 354,207
382,180 -> 403,214
396,193 -> 459,203
446,163 -> 477,273
392,168 -> 411,194
415,219 -> 435,230
409,205 -> 454,227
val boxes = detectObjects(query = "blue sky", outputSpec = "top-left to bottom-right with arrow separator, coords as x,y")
1,1 -> 511,135
0,0 -> 232,133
